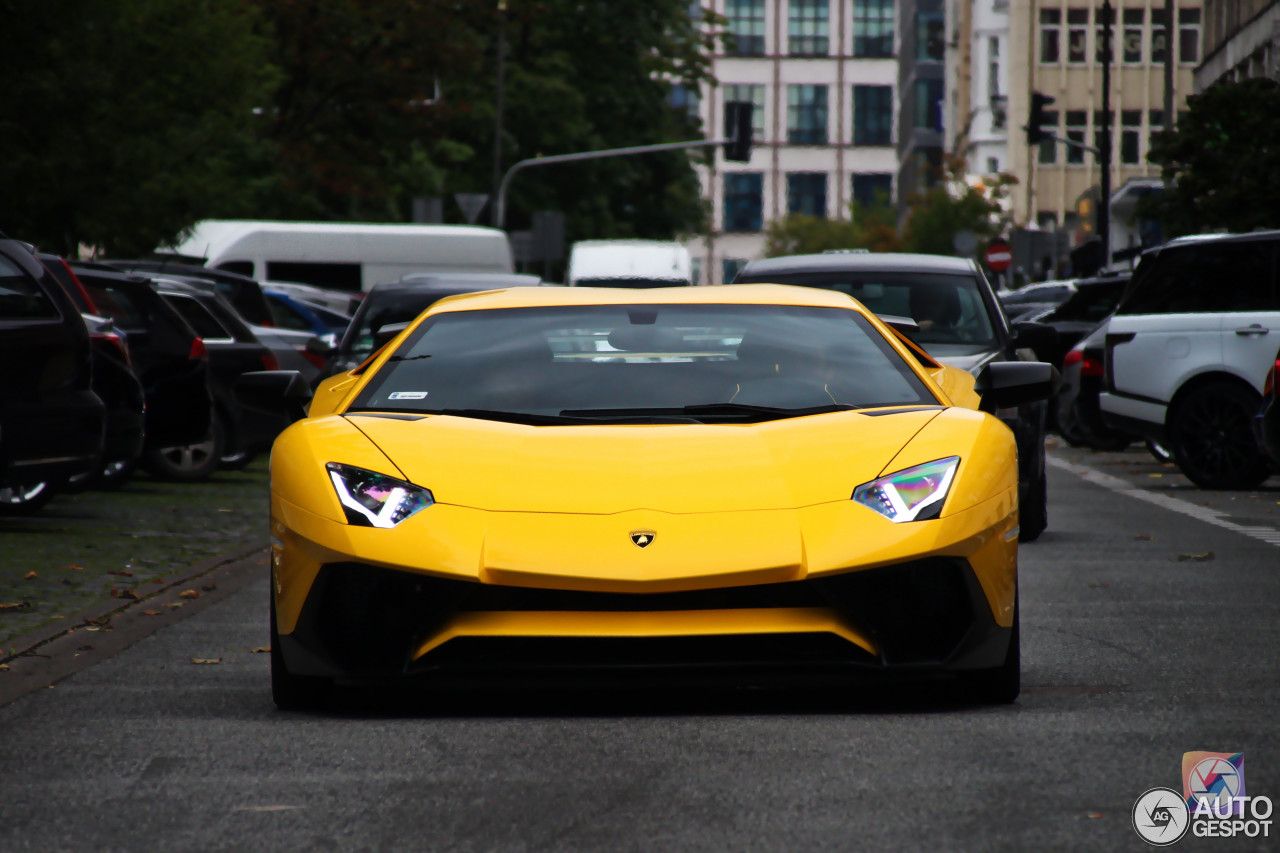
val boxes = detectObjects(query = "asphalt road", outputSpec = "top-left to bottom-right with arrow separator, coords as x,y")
0,443 -> 1278,852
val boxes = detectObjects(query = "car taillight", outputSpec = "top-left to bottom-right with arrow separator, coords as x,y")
92,331 -> 131,367
1063,349 -> 1083,369
301,348 -> 327,370
262,351 -> 282,370
1265,363 -> 1278,397
1081,352 -> 1105,378
189,337 -> 208,361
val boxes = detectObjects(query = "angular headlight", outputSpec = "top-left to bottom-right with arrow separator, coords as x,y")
852,457 -> 959,523
326,463 -> 433,528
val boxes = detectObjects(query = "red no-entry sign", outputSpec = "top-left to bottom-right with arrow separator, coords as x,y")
984,240 -> 1013,273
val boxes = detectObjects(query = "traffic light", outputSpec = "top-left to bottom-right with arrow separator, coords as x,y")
1025,91 -> 1055,145
724,101 -> 753,162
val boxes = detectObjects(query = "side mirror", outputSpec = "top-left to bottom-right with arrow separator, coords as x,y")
234,370 -> 314,423
974,361 -> 1060,411
1011,321 -> 1058,355
305,333 -> 338,357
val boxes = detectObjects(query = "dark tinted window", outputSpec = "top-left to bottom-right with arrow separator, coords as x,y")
1118,241 -> 1276,314
268,296 -> 316,331
266,261 -> 362,292
1044,280 -> 1127,323
166,295 -> 231,339
0,256 -> 58,319
214,260 -> 254,277
346,290 -> 456,361
80,283 -> 148,329
352,304 -> 935,420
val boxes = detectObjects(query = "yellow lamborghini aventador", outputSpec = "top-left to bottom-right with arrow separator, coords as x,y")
260,284 -> 1056,708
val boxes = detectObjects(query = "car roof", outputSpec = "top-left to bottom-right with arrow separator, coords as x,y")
392,272 -> 542,288
419,283 -> 871,314
1163,230 -> 1280,247
736,252 -> 977,277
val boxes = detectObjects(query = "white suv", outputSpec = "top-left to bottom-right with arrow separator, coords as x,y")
1099,231 -> 1280,489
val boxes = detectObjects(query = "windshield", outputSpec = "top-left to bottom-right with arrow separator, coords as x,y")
345,290 -> 457,361
735,271 -> 996,348
350,304 -> 937,423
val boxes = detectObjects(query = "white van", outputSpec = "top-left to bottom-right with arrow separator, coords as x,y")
566,240 -> 692,288
166,220 -> 513,292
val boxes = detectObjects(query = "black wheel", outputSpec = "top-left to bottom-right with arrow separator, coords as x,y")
143,413 -> 224,482
0,480 -> 60,515
270,586 -> 328,711
1145,439 -> 1173,464
1168,383 -> 1270,489
964,596 -> 1020,704
218,450 -> 257,471
1018,447 -> 1048,543
96,456 -> 140,490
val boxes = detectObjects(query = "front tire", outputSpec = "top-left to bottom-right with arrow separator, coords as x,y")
1168,383 -> 1269,489
0,480 -> 60,515
270,587 -> 328,711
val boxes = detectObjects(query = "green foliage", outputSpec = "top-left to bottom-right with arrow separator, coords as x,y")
1142,78 -> 1280,236
763,198 -> 902,256
0,0 -> 279,256
901,156 -> 1015,256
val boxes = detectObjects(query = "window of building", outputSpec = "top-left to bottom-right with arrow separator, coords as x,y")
1038,110 -> 1059,164
1036,211 -> 1059,230
852,173 -> 894,208
1152,9 -> 1168,63
1122,8 -> 1144,63
913,78 -> 944,133
853,0 -> 894,58
690,258 -> 702,286
789,0 -> 829,56
1065,110 -> 1086,164
1039,9 -> 1061,63
722,258 -> 748,283
1095,5 -> 1114,63
986,156 -> 1000,173
853,85 -> 893,145
669,83 -> 701,125
915,10 -> 945,62
1067,8 -> 1088,64
723,173 -> 763,232
723,84 -> 766,140
787,84 -> 828,144
726,0 -> 765,56
1179,8 -> 1200,64
988,36 -> 1001,101
1121,110 -> 1141,164
787,173 -> 828,217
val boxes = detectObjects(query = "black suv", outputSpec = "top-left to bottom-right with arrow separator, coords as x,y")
734,252 -> 1057,541
0,238 -> 105,512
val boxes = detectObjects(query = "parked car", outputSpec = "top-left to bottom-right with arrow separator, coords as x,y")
1254,341 -> 1280,471
264,288 -> 352,337
566,240 -> 692,287
733,252 -> 1058,541
67,265 -> 216,463
1020,273 -> 1130,369
1100,231 -> 1280,489
103,259 -> 276,327
998,279 -> 1077,321
1057,324 -> 1135,451
0,238 -> 105,513
263,281 -> 364,317
74,314 -> 147,488
320,274 -> 543,377
151,279 -> 284,477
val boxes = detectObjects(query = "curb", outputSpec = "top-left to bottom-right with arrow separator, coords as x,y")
0,537 -> 270,707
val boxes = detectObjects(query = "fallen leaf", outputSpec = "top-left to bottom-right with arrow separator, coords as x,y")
1147,473 -> 1162,478
178,589 -> 200,600
0,664 -> 9,672
142,610 -> 161,616
0,602 -> 32,613
190,658 -> 222,665
1088,812 -> 1103,819
1134,534 -> 1153,541
62,564 -> 85,571
107,570 -> 134,577
162,602 -> 185,609
1177,551 -> 1215,562
82,616 -> 109,626
23,571 -> 37,580
251,647 -> 271,654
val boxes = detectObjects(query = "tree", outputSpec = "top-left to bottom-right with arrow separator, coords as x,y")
1143,77 -> 1280,236
763,197 -> 902,256
900,155 -> 1016,256
0,0 -> 278,256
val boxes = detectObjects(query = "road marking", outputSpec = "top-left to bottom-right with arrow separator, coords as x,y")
1048,455 -> 1280,549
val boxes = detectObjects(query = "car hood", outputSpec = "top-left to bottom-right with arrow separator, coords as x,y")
344,408 -> 943,514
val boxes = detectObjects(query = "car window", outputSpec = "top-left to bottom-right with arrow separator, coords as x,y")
736,270 -> 997,347
80,283 -> 148,329
0,255 -> 58,320
1045,281 -> 1127,323
1118,242 -> 1276,315
268,296 -> 315,331
165,294 -> 232,340
346,290 -> 459,360
351,304 -> 937,420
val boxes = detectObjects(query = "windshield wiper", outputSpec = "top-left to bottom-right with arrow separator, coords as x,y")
559,403 -> 859,423
428,408 -> 594,426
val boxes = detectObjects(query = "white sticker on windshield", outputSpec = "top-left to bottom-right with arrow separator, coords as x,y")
387,391 -> 429,400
